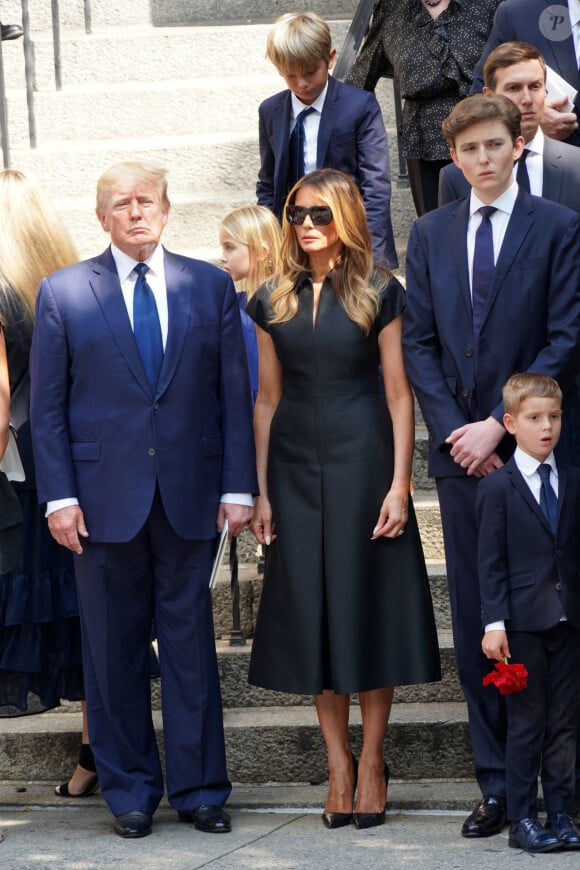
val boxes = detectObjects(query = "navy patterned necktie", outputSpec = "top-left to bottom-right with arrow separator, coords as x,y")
516,148 -> 530,193
472,206 -> 497,337
538,463 -> 558,534
288,106 -> 316,189
133,262 -> 163,390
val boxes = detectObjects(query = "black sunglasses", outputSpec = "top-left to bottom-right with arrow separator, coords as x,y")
286,205 -> 333,226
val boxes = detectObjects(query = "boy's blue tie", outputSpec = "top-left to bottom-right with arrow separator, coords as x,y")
133,262 -> 163,390
538,463 -> 558,534
472,206 -> 497,337
288,106 -> 316,188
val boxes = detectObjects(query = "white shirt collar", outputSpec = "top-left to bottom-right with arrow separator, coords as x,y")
110,243 -> 165,282
514,446 -> 558,479
291,79 -> 329,119
469,179 -> 519,218
524,127 -> 544,157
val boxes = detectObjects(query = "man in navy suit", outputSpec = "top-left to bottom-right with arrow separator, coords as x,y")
476,373 -> 580,852
441,41 -> 580,210
256,11 -> 397,268
29,162 -> 257,839
472,0 -> 580,146
402,95 -> 580,838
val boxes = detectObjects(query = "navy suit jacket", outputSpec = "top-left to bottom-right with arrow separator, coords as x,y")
256,74 -> 398,267
438,136 -> 580,212
476,456 -> 580,631
29,247 -> 258,543
402,189 -> 580,477
472,0 -> 580,147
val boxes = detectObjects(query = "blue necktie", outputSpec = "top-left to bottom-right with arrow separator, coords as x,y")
538,463 -> 558,534
288,106 -> 316,189
133,262 -> 163,390
516,148 -> 530,194
472,206 -> 497,337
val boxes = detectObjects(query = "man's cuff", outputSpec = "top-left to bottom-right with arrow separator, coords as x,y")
46,497 -> 79,517
220,492 -> 254,507
485,620 -> 506,633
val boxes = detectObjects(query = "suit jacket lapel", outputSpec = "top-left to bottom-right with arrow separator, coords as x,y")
317,76 -> 339,166
542,139 -> 563,202
556,464 -> 568,532
274,91 -> 292,207
157,250 -> 192,398
507,458 -> 552,535
448,198 -> 473,319
481,190 -> 534,329
89,248 -> 151,396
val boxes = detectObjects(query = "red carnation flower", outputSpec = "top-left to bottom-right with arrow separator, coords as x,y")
483,659 -> 528,695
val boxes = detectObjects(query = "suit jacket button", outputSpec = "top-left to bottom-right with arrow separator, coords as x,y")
148,448 -> 156,456
556,550 -> 563,557
465,349 -> 473,357
153,402 -> 159,410
462,389 -> 469,397
555,582 -> 562,591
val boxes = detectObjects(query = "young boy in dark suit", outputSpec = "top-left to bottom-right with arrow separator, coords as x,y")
476,372 -> 580,853
256,11 -> 397,268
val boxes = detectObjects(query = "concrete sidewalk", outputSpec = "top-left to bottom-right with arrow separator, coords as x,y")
1,783 -> 579,869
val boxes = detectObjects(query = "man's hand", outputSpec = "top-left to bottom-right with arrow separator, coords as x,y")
217,502 -> 252,537
542,95 -> 578,141
48,505 -> 89,554
482,629 -> 510,662
446,417 -> 505,476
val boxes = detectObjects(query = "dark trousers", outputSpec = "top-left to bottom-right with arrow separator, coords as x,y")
506,623 -> 580,821
74,489 -> 230,817
406,157 -> 451,216
436,475 -> 507,797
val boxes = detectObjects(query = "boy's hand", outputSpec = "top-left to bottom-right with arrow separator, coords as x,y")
482,629 -> 510,662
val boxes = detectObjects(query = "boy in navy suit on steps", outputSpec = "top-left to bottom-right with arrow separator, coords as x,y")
476,373 -> 580,853
256,11 -> 397,268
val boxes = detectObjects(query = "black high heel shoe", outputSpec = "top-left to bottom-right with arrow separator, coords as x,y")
322,753 -> 358,829
352,762 -> 389,829
55,743 -> 99,797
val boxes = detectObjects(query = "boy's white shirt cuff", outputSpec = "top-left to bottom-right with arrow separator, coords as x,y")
485,620 -> 506,633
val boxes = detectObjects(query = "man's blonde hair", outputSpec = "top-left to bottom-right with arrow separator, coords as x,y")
96,162 -> 170,214
266,12 -> 332,75
503,372 -> 562,416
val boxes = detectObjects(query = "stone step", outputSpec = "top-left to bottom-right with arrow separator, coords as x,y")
2,0 -> 151,31
0,701 -> 472,782
152,1 -> 359,28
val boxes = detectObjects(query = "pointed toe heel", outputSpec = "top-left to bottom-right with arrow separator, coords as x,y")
353,762 -> 389,830
321,753 -> 358,830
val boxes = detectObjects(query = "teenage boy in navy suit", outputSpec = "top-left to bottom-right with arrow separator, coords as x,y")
256,11 -> 397,268
477,372 -> 580,853
402,93 -> 580,839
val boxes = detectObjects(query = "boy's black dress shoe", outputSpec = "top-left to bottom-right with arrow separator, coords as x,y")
509,818 -> 559,852
545,812 -> 580,849
1,24 -> 23,41
113,811 -> 152,838
461,795 -> 507,837
178,804 -> 231,833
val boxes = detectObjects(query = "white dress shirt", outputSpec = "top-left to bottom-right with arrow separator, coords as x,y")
467,181 -> 518,298
569,0 -> 580,66
485,448 -> 561,632
47,245 -> 252,515
290,81 -> 329,174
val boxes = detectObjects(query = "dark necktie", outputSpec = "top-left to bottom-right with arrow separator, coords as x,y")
472,206 -> 497,337
133,262 -> 163,390
288,106 -> 316,189
516,148 -> 531,193
538,463 -> 558,534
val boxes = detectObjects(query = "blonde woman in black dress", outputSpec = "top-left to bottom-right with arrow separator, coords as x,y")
247,168 -> 440,829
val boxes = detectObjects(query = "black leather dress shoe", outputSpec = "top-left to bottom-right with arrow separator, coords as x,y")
178,804 -> 231,833
1,24 -> 23,41
545,812 -> 580,850
461,795 -> 507,838
113,811 -> 152,839
509,818 -> 559,852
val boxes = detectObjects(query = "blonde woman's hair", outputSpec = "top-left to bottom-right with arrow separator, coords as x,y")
96,161 -> 170,215
0,169 -> 78,320
271,168 -> 386,335
266,12 -> 332,75
503,372 -> 562,416
220,206 -> 282,298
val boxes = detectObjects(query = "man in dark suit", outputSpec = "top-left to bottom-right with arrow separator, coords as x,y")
472,0 -> 580,146
402,95 -> 580,838
476,372 -> 580,852
441,41 -> 580,209
256,11 -> 397,267
29,162 -> 257,839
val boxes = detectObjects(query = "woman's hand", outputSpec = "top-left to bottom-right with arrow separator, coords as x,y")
371,487 -> 408,540
251,494 -> 277,545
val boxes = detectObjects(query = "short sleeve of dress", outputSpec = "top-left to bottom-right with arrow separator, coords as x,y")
244,283 -> 272,333
376,276 -> 406,332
